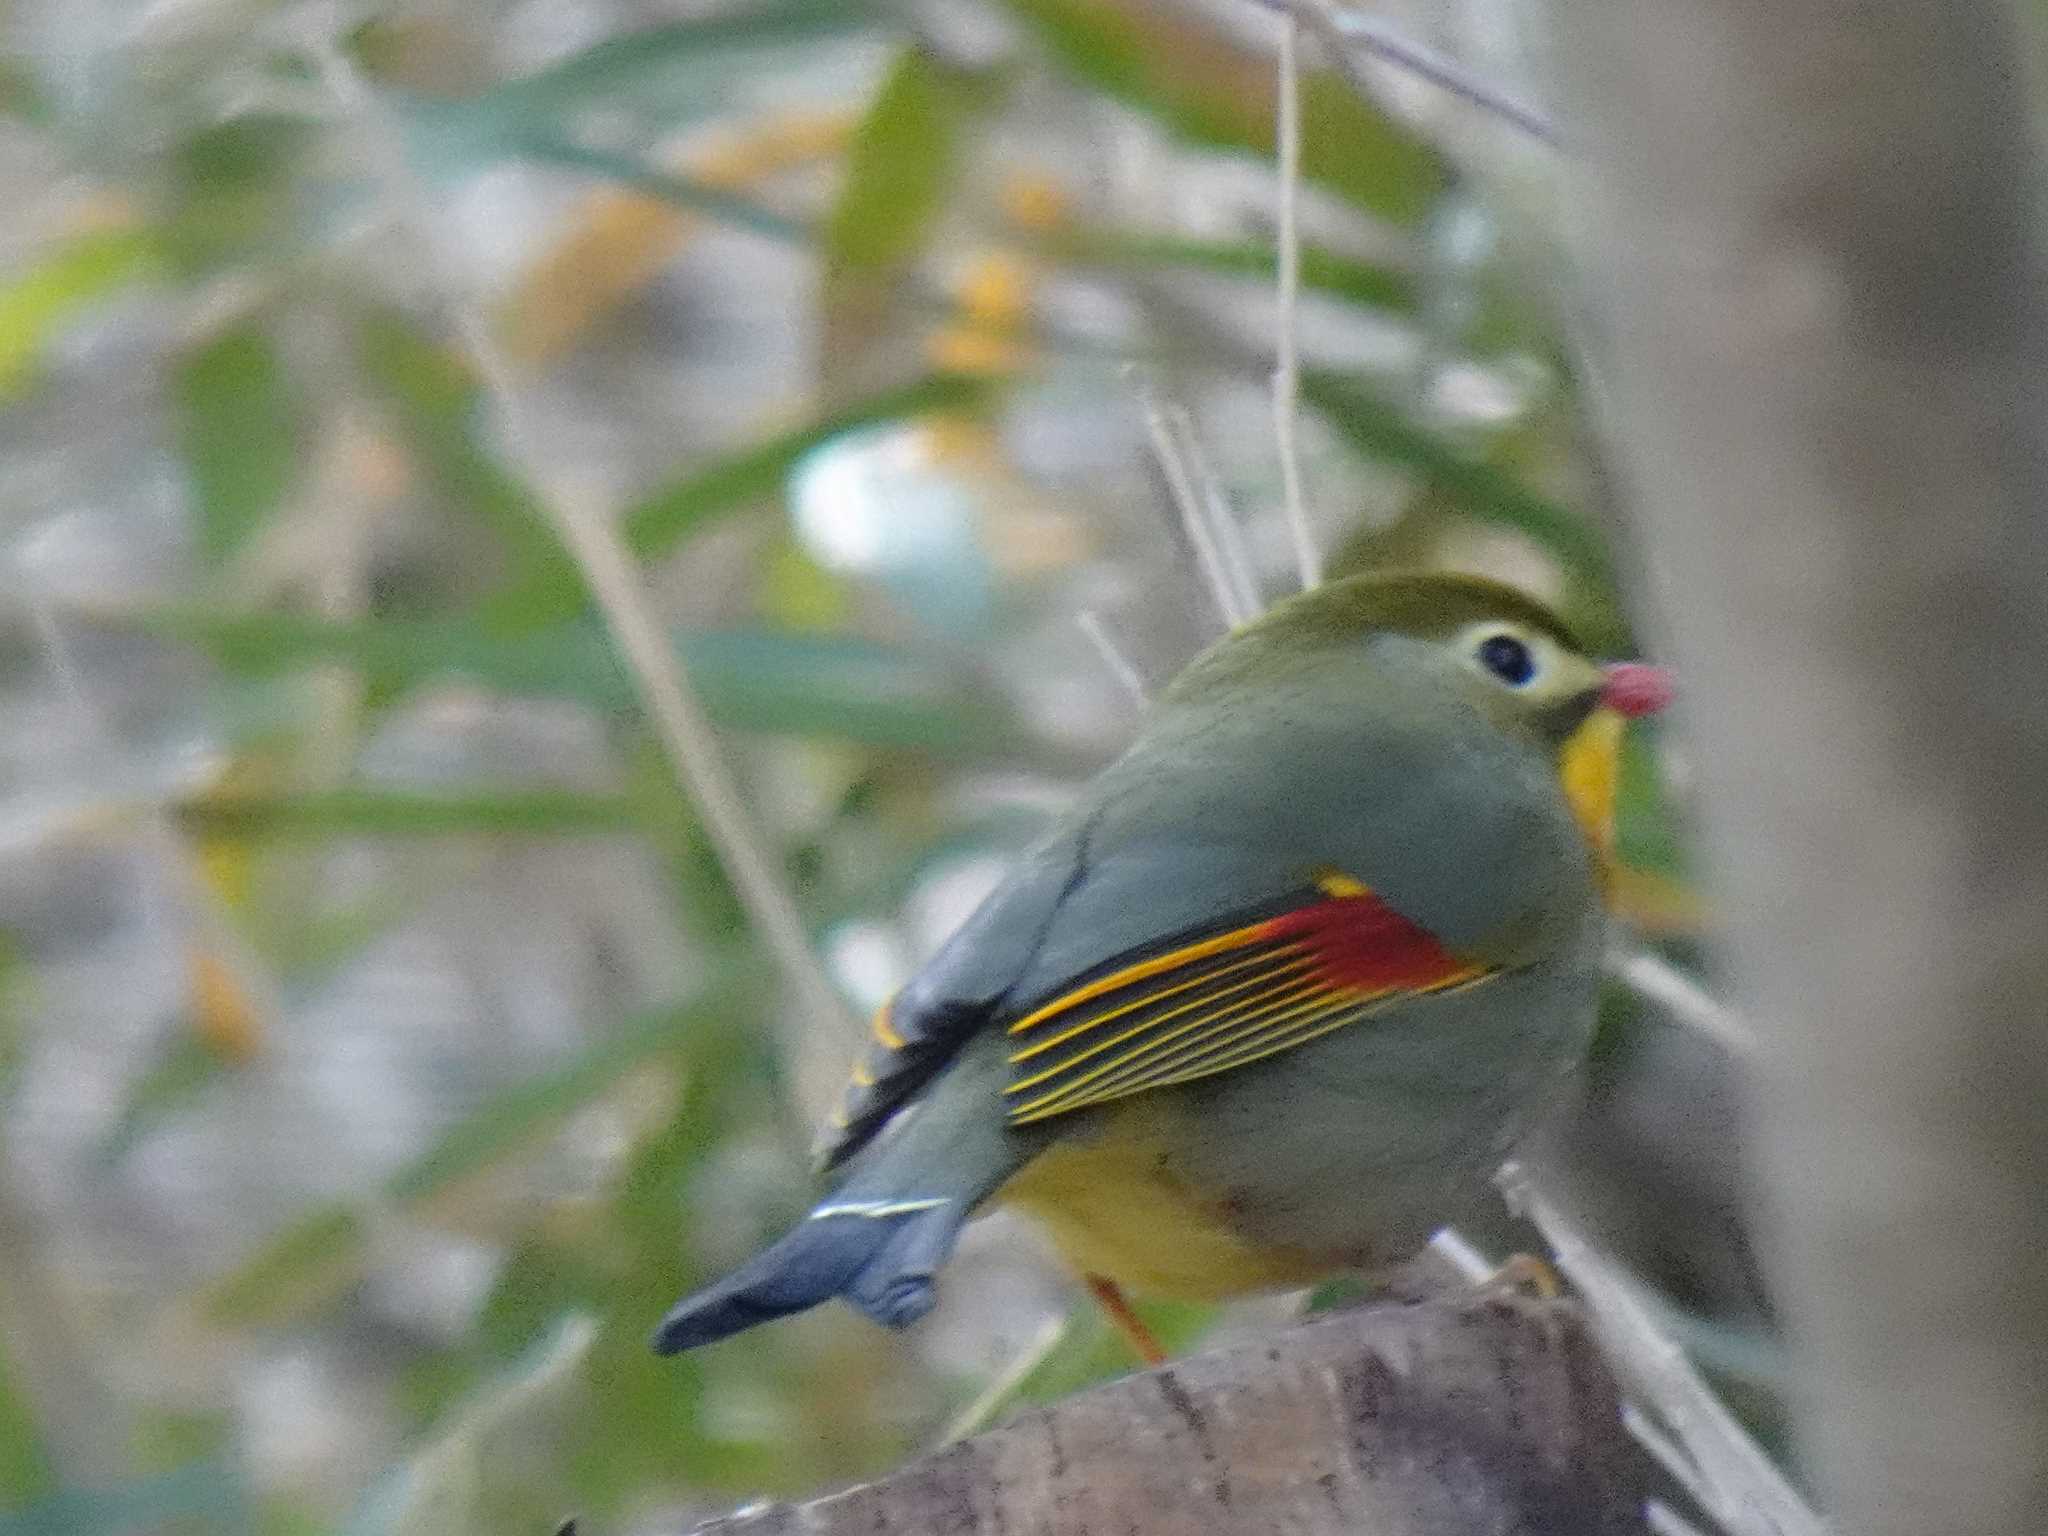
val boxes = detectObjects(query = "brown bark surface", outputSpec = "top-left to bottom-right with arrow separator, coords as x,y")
690,1297 -> 1652,1535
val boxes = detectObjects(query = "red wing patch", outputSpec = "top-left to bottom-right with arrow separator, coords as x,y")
1001,876 -> 1496,1126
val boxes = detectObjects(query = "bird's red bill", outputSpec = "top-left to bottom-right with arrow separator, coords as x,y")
1601,662 -> 1674,718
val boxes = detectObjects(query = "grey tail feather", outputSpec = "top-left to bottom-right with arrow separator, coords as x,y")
651,1198 -> 966,1355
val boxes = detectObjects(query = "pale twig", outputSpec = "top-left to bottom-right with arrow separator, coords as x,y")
1624,1401 -> 1704,1494
1270,15 -> 1321,591
1164,400 -> 1261,619
306,40 -> 854,1050
937,1313 -> 1069,1445
1425,1225 -> 1496,1284
1647,1499 -> 1718,1536
1247,0 -> 1560,146
1131,373 -> 1254,630
1606,946 -> 1757,1059
1501,1163 -> 1826,1536
1074,610 -> 1150,707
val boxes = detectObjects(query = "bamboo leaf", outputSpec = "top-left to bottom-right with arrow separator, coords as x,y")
821,46 -> 986,361
355,312 -> 580,624
1050,229 -> 1417,313
0,1342 -> 55,1504
0,934 -> 26,1103
172,788 -> 643,841
92,1034 -> 230,1171
174,320 -> 298,565
0,228 -> 161,399
622,373 -> 991,562
998,0 -> 1444,223
345,1318 -> 594,1536
480,0 -> 869,120
198,983 -> 742,1328
504,135 -> 811,244
147,610 -> 1032,760
0,58 -> 50,123
495,371 -> 993,630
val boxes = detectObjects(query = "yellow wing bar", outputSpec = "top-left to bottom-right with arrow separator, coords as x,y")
1002,884 -> 1496,1126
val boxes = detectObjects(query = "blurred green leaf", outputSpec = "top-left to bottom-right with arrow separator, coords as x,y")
0,59 -> 50,123
355,312 -> 576,621
173,788 -> 642,841
1050,229 -> 1417,313
1300,369 -> 1615,591
363,299 -> 981,647
0,1458 -> 249,1536
0,934 -> 27,1103
625,374 -> 989,561
368,295 -> 988,642
1296,70 -> 1444,224
160,610 -> 624,703
0,228 -> 162,399
175,321 -> 298,566
479,0 -> 870,120
822,46 -> 985,356
394,1 -> 871,184
92,1034 -> 230,1171
148,609 -> 1040,762
1615,723 -> 1689,878
0,1342 -> 56,1506
502,371 -> 993,630
201,1206 -> 369,1329
505,135 -> 811,243
560,1011 -> 825,1508
345,1317 -> 594,1536
998,0 -> 1444,223
167,115 -> 316,274
200,980 -> 742,1328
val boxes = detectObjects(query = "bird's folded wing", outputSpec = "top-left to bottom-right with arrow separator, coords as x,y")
1000,876 -> 1500,1126
815,825 -> 1089,1172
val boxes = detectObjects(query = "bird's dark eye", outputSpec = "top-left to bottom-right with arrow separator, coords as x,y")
1476,633 -> 1537,687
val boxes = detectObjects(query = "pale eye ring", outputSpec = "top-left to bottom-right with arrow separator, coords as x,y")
1475,632 -> 1538,687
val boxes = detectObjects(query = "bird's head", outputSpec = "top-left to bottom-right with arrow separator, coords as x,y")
1165,570 -> 1673,858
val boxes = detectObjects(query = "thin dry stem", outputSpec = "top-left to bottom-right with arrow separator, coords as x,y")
1074,610 -> 1150,707
1646,1499 -> 1718,1536
1426,1225 -> 1497,1284
937,1314 -> 1069,1445
1271,15 -> 1320,591
1164,399 -> 1261,619
1132,373 -> 1254,630
1501,1163 -> 1825,1536
1251,0 -> 1560,146
1607,946 -> 1757,1059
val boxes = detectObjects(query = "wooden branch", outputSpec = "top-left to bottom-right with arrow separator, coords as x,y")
1547,4 -> 2048,1533
689,1297 -> 1653,1535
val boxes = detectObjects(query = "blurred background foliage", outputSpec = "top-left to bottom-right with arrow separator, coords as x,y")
0,1 -> 1741,1533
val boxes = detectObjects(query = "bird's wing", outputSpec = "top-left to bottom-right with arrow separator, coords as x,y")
998,873 -> 1502,1126
820,683 -> 1568,1167
814,824 -> 1090,1172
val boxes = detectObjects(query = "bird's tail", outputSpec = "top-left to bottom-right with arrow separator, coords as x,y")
652,1035 -> 1032,1355
651,1195 -> 967,1354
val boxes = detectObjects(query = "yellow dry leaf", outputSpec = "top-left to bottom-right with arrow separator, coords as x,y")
499,111 -> 849,366
189,948 -> 263,1063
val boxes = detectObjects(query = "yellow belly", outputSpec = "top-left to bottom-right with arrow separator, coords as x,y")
994,1100 -> 1337,1301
